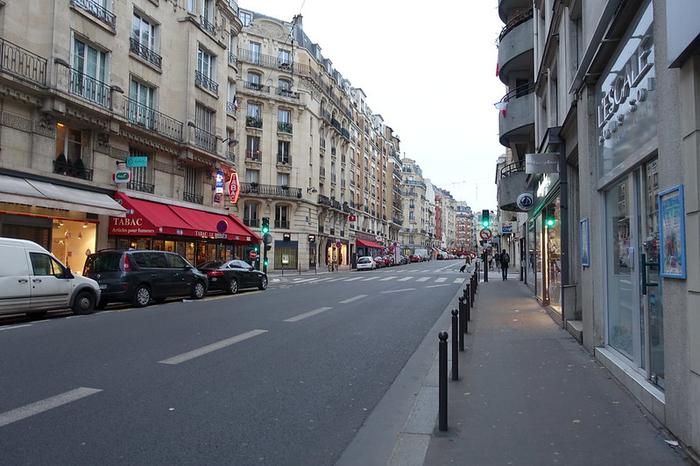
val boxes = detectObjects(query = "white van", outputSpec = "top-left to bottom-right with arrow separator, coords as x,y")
0,237 -> 100,316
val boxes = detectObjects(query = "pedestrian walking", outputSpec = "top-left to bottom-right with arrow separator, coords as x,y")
459,255 -> 470,273
495,251 -> 501,270
501,249 -> 510,280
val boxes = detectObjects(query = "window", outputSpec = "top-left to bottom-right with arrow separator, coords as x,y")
278,108 -> 290,124
243,202 -> 258,226
278,108 -> 292,133
245,169 -> 259,183
278,49 -> 291,67
201,0 -> 213,20
240,11 -> 252,26
246,135 -> 261,160
247,102 -> 261,118
278,140 -> 290,163
71,36 -> 109,106
166,253 -> 188,268
227,80 -> 237,108
29,253 -> 64,278
277,173 -> 289,186
247,72 -> 262,90
249,42 -> 261,64
195,103 -> 214,132
186,0 -> 195,13
184,166 -> 200,199
132,11 -> 157,51
197,47 -> 214,80
128,78 -> 155,126
275,205 -> 289,229
54,123 -> 89,179
278,79 -> 291,91
127,147 -> 153,193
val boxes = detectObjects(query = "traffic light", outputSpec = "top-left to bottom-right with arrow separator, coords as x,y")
545,212 -> 557,228
254,245 -> 259,253
261,217 -> 270,235
481,209 -> 490,228
263,257 -> 269,267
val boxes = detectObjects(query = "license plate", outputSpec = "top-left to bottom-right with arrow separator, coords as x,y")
99,284 -> 108,290
211,278 -> 218,282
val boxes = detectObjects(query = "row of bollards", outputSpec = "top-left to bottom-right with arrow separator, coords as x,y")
438,268 -> 480,431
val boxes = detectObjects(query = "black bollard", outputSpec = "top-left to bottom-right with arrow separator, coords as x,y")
451,310 -> 459,381
438,331 -> 448,431
458,298 -> 465,351
471,277 -> 476,307
466,284 -> 471,322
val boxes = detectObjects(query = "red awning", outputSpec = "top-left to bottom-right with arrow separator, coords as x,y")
356,239 -> 383,249
110,193 -> 258,243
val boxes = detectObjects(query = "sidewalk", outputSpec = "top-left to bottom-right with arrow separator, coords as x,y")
423,272 -> 688,465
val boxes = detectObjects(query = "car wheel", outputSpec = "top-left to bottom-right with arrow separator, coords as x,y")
228,278 -> 239,295
72,290 -> 95,315
132,285 -> 151,308
192,281 -> 206,299
258,276 -> 268,290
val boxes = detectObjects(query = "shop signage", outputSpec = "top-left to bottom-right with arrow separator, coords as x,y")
480,229 -> 492,240
308,234 -> 316,243
525,153 -> 559,174
501,223 -> 513,234
215,170 -> 225,194
109,216 -> 155,236
195,230 -> 229,240
228,171 -> 240,204
281,254 -> 290,265
516,193 -> 534,211
126,156 -> 148,168
114,169 -> 130,183
283,233 -> 291,241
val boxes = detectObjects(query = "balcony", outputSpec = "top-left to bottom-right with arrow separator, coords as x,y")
195,70 -> 218,95
69,0 -> 116,31
184,191 -> 204,204
126,180 -> 155,194
318,194 -> 342,211
497,160 -> 530,211
497,9 -> 533,84
237,48 -> 293,71
53,159 -> 93,181
498,84 -> 535,147
226,100 -> 237,115
498,0 -> 532,22
69,68 -> 111,109
200,15 -> 216,35
124,98 -> 184,141
240,182 -> 302,199
0,38 -> 47,87
278,122 -> 293,134
246,116 -> 262,129
341,128 -> 350,141
245,150 -> 262,162
194,127 -> 216,154
228,52 -> 237,66
277,88 -> 300,99
244,81 -> 270,93
129,38 -> 161,69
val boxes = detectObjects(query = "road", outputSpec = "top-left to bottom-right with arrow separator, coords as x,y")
0,259 -> 468,466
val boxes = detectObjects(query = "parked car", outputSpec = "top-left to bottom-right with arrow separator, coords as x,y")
84,250 -> 208,308
0,237 -> 101,316
409,254 -> 421,263
383,255 -> 395,267
399,255 -> 409,265
356,256 -> 376,270
374,256 -> 386,268
198,260 -> 268,294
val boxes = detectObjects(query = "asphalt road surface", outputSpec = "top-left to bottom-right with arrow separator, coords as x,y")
0,259 -> 467,466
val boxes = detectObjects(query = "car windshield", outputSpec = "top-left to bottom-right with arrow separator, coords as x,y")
84,252 -> 121,274
199,261 -> 225,269
358,257 -> 371,263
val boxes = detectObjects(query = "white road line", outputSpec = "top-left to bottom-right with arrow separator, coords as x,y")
380,276 -> 397,281
0,387 -> 102,428
339,294 -> 367,304
159,330 -> 268,365
398,276 -> 414,282
284,307 -> 334,322
425,284 -> 450,288
362,276 -> 379,281
416,277 -> 430,282
310,278 -> 334,283
0,324 -> 32,332
344,277 -> 362,282
325,278 -> 345,282
435,277 -> 447,283
453,278 -> 463,284
293,278 -> 318,283
381,288 -> 416,294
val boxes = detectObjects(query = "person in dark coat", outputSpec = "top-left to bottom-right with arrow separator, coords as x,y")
500,249 -> 511,280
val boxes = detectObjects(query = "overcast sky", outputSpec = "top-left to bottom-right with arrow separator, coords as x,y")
240,0 -> 505,211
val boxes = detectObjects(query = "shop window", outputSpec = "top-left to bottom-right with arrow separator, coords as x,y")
54,123 -> 91,180
51,219 -> 97,274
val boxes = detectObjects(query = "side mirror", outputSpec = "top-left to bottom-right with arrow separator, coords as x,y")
183,265 -> 193,270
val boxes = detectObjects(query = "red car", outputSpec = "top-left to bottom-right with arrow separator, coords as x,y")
409,254 -> 421,263
383,255 -> 395,266
374,256 -> 386,268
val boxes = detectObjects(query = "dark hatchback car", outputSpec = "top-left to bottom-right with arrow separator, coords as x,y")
84,250 -> 208,308
197,260 -> 268,294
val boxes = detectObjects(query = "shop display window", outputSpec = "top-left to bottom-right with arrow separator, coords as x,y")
51,219 -> 96,274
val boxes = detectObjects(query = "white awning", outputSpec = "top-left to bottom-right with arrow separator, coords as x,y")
0,174 -> 127,217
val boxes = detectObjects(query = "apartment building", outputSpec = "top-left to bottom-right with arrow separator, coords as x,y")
0,0 -> 262,272
399,158 -> 429,254
232,11 -> 402,269
454,202 -> 473,253
496,0 -> 700,455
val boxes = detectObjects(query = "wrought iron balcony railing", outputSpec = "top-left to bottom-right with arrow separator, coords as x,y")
200,15 -> 216,35
243,81 -> 270,93
69,68 -> 111,109
497,82 -> 535,104
195,70 -> 218,94
70,0 -> 116,30
245,150 -> 262,161
194,127 -> 216,154
53,159 -> 93,181
237,48 -> 293,70
228,52 -> 237,66
277,88 -> 300,99
500,159 -> 526,178
124,98 -> 184,141
226,100 -> 237,114
0,38 -> 47,86
126,180 -> 155,194
277,153 -> 291,164
240,182 -> 302,199
184,191 -> 204,204
278,122 -> 293,134
246,116 -> 262,128
129,38 -> 162,68
498,8 -> 533,43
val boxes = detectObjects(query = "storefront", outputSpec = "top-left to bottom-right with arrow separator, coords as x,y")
356,238 -> 383,258
325,238 -> 348,266
109,192 -> 259,266
0,174 -> 126,273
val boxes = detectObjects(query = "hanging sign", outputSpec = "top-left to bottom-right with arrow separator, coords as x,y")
114,169 -> 130,183
525,153 -> 559,174
126,155 -> 148,168
228,171 -> 240,204
516,193 -> 535,211
215,170 -> 225,194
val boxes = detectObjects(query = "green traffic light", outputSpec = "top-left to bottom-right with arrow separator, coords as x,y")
545,217 -> 556,228
263,258 -> 269,267
481,219 -> 490,228
261,226 -> 269,234
254,246 -> 259,252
